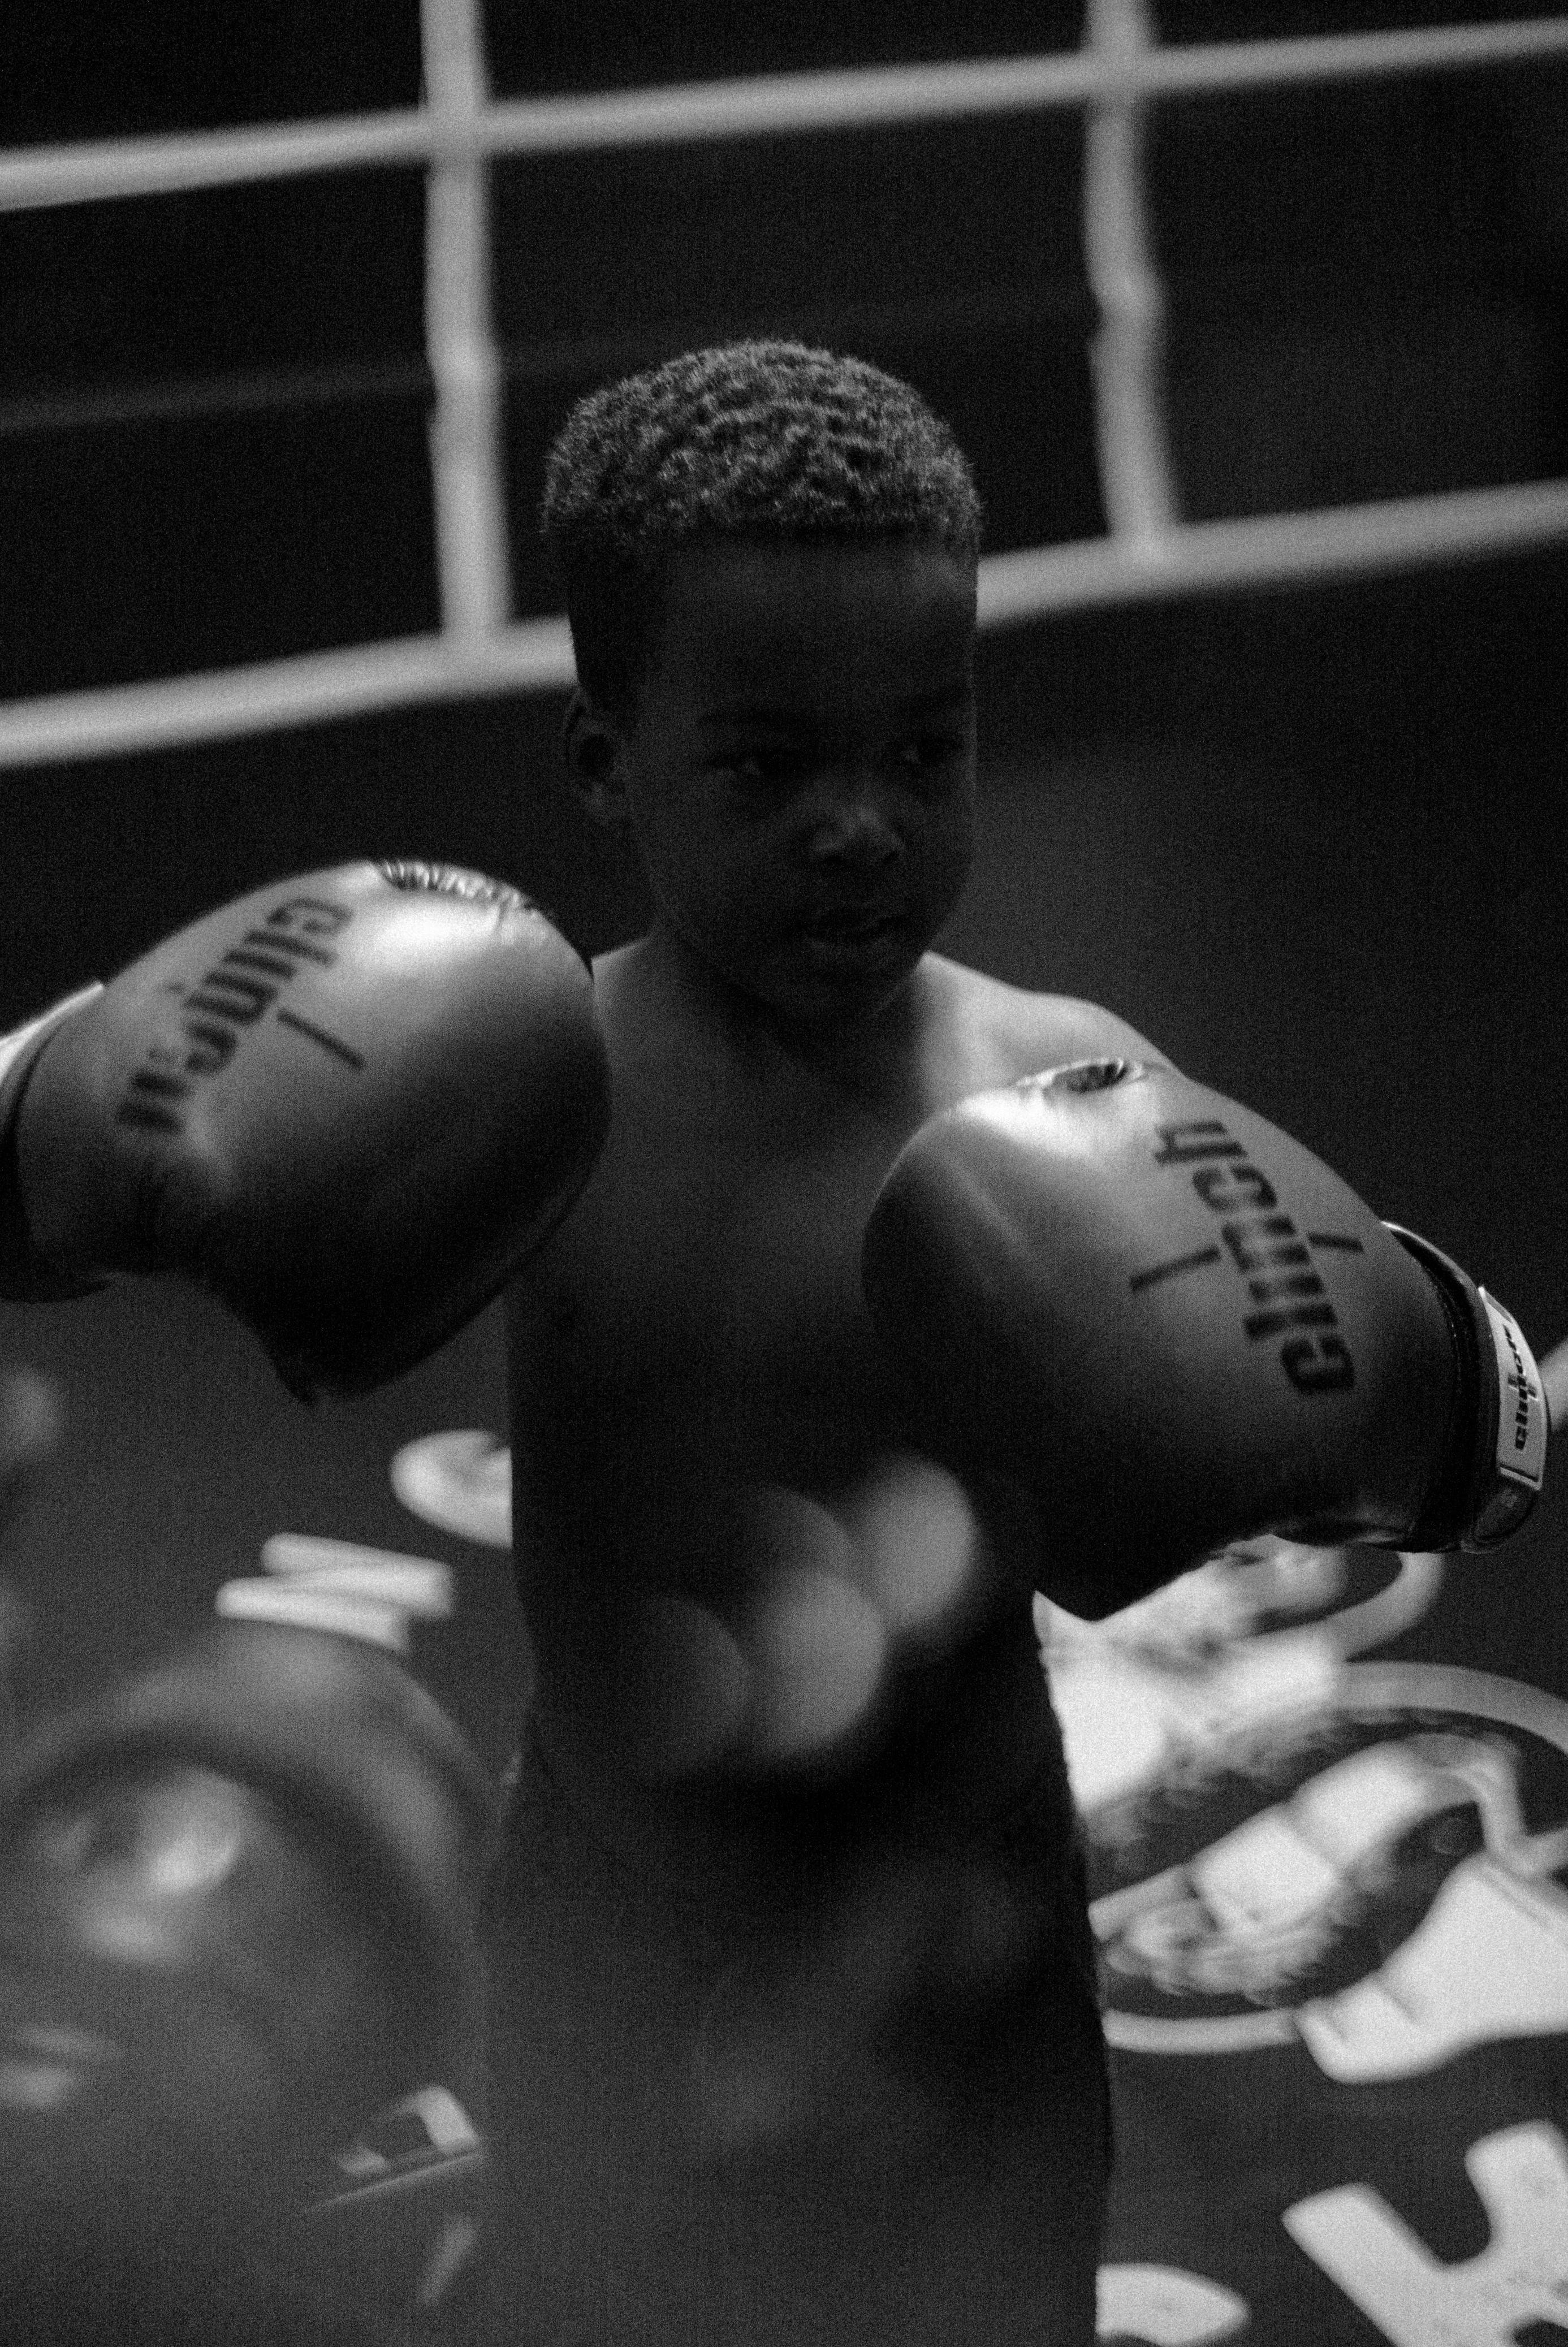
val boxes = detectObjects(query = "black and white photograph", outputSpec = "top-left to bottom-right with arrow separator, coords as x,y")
3,6 -> 1566,2341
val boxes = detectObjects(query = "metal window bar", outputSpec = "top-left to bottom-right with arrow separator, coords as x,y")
1083,0 -> 1178,548
2,16 -> 1567,767
421,0 -> 511,641
7,20 -> 1568,210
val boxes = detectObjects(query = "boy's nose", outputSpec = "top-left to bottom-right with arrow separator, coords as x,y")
804,783 -> 902,869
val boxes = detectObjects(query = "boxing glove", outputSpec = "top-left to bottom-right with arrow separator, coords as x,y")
0,860 -> 610,1401
0,1616 -> 493,2339
862,1058 -> 1549,1618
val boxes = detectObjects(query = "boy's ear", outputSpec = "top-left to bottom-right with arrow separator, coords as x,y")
562,690 -> 632,829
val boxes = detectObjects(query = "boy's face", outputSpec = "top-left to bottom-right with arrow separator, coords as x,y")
597,537 -> 979,1028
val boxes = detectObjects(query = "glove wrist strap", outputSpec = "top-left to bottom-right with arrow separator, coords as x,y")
1385,1222 -> 1548,1550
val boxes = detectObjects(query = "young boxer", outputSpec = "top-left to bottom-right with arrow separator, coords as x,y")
1,347 -> 1545,2347
482,341 -> 1545,2346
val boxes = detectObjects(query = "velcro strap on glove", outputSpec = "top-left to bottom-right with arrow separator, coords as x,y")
0,986 -> 105,1299
1386,1223 -> 1548,1550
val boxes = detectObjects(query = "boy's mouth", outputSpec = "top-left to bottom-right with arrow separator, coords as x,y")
796,905 -> 912,979
799,902 -> 905,946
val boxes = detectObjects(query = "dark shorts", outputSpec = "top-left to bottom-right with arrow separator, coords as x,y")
471,1724 -> 1112,2347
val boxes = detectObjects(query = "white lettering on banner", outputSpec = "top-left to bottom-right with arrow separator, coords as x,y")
217,1534 -> 453,1655
1075,1657 -> 1568,2069
1299,1853 -> 1568,2081
1284,2123 -> 1568,2347
1095,2262 -> 1250,2343
1039,1541 -> 1446,1819
391,1431 -> 512,1549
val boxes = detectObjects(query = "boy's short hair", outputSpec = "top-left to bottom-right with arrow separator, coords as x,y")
541,341 -> 983,721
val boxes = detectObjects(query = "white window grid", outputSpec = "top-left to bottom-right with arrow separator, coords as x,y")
2,3 -> 1566,768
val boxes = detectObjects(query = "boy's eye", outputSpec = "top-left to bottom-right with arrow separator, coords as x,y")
708,732 -> 967,791
715,747 -> 806,788
893,734 -> 966,775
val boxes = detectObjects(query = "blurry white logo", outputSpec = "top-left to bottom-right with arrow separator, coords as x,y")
1094,2263 -> 1249,2343
391,1431 -> 512,1550
1040,1542 -> 1568,2076
218,1533 -> 453,1656
1285,2121 -> 1568,2347
1039,1538 -> 1443,1817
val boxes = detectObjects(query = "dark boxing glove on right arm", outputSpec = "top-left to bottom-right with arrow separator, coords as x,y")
0,860 -> 611,1400
863,1057 -> 1549,1616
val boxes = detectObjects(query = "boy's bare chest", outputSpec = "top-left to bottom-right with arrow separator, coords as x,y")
509,1051 -> 957,1502
505,970 -> 1103,1494
537,1078 -> 907,1429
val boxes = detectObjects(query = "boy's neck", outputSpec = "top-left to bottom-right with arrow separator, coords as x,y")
628,918 -> 940,1087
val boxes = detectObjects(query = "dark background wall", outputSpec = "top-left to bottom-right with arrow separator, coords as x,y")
5,0 -> 1566,697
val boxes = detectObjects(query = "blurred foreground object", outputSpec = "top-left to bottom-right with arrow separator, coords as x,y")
0,1616 -> 492,2342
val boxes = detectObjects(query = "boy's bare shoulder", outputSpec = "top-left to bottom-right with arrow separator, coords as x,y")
928,953 -> 1163,1082
588,940 -> 697,1072
589,939 -> 647,1024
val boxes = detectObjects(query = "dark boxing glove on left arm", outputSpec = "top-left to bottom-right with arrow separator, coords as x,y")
0,860 -> 611,1400
862,1057 -> 1549,1617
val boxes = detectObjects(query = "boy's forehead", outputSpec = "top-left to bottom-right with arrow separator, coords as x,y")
649,538 -> 977,720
